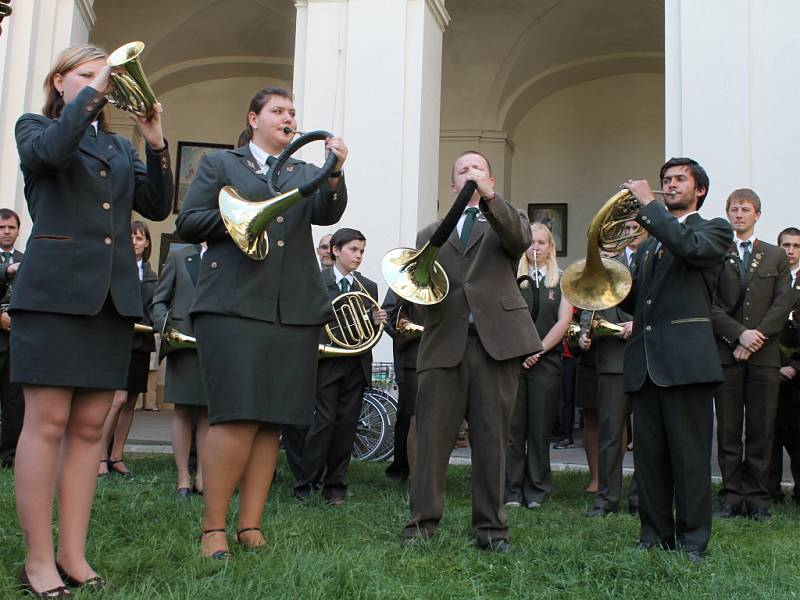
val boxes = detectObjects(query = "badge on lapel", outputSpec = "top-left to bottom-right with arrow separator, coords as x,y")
286,165 -> 294,172
477,213 -> 487,223
548,289 -> 555,301
244,159 -> 258,173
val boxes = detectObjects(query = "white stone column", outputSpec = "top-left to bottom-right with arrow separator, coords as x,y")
294,0 -> 449,264
293,0 -> 449,361
0,0 -> 95,245
665,0 -> 800,241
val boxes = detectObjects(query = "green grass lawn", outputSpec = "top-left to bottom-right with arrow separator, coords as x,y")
1,455 -> 799,599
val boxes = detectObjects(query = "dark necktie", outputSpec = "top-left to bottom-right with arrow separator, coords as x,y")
1,252 -> 11,264
741,240 -> 752,267
460,207 -> 479,247
340,278 -> 350,293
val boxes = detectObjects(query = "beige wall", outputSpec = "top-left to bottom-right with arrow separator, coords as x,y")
509,72 -> 664,268
129,76 -> 290,271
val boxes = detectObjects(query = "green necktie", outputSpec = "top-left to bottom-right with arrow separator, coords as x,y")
1,252 -> 11,263
741,240 -> 751,268
460,207 -> 479,247
340,278 -> 350,293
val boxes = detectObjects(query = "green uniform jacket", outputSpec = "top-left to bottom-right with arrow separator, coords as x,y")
711,239 -> 793,367
12,86 -> 173,317
176,145 -> 346,325
621,202 -> 732,392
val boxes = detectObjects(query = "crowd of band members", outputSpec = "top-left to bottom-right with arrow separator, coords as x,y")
2,41 -> 800,596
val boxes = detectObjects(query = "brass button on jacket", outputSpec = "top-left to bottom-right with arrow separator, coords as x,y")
102,202 -> 111,210
104,237 -> 112,246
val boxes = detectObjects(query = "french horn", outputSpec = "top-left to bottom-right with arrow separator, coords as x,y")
219,130 -> 338,260
381,180 -> 478,305
106,41 -> 157,119
319,278 -> 384,357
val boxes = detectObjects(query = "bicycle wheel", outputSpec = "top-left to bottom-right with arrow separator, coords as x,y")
364,388 -> 398,462
352,390 -> 389,461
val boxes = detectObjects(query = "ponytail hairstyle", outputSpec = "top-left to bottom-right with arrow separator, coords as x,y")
239,86 -> 293,146
43,44 -> 110,132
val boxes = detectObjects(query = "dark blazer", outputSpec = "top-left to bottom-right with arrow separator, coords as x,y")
131,261 -> 157,352
0,249 -> 24,352
12,86 -> 173,317
176,145 -> 346,325
621,202 -> 732,392
581,254 -> 633,375
416,195 -> 542,371
711,239 -> 793,367
151,244 -> 202,337
382,288 -> 422,380
320,267 -> 378,384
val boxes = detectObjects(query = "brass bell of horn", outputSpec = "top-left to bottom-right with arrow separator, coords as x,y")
381,180 -> 478,305
219,130 -> 338,260
560,189 -> 642,311
106,41 -> 157,119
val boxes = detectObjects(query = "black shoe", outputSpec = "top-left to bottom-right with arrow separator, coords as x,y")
713,502 -> 739,518
552,437 -> 574,449
177,487 -> 191,498
56,563 -> 108,593
385,470 -> 408,483
294,487 -> 313,502
684,549 -> 706,565
107,459 -> 134,478
634,539 -> 673,551
748,506 -> 771,522
18,567 -> 72,598
479,538 -> 511,553
584,507 -> 615,518
401,530 -> 433,548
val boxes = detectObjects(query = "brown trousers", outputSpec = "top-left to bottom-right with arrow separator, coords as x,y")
403,335 -> 519,545
715,362 -> 781,508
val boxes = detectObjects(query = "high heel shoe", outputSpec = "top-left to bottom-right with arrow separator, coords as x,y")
18,567 -> 72,598
234,527 -> 267,550
177,487 -> 191,498
200,529 -> 230,560
55,563 -> 108,593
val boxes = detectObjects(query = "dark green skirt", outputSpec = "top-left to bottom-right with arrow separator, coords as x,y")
10,297 -> 134,389
164,350 -> 207,407
194,314 -> 319,426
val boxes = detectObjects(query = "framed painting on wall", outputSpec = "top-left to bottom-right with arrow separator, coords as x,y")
528,203 -> 568,257
173,141 -> 233,214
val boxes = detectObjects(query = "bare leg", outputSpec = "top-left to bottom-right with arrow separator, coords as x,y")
15,386 -> 72,592
200,421 -> 259,557
171,405 -> 193,490
108,392 -> 137,473
583,409 -> 599,493
56,389 -> 114,581
97,390 -> 127,475
407,415 -> 417,474
195,408 -> 209,492
236,425 -> 279,547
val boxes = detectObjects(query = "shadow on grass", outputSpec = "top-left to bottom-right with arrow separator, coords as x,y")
1,455 -> 799,599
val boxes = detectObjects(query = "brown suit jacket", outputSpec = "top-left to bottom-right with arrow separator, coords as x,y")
415,194 -> 541,371
712,239 -> 793,367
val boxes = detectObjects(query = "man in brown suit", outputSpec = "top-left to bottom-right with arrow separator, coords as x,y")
401,151 -> 542,552
711,188 -> 794,520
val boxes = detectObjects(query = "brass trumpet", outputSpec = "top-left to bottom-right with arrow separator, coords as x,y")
219,130 -> 339,260
381,180 -> 478,305
564,314 -> 626,353
106,41 -> 157,119
133,321 -> 196,360
319,279 -> 384,357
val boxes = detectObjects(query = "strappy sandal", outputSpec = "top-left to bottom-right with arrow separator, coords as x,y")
200,529 -> 230,560
234,527 -> 267,550
18,567 -> 72,598
108,459 -> 134,478
55,563 -> 108,593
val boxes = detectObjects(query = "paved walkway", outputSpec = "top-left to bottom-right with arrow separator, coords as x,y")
127,408 -> 797,486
